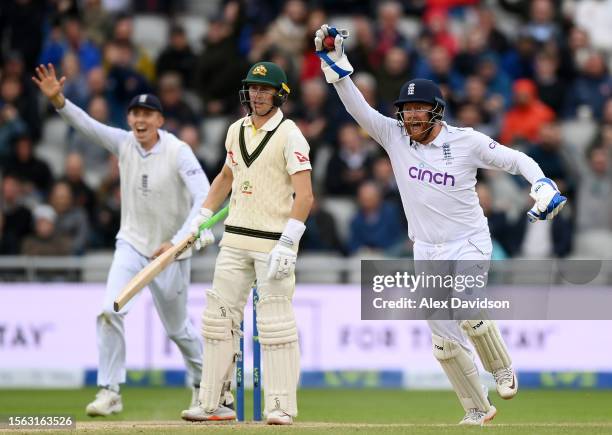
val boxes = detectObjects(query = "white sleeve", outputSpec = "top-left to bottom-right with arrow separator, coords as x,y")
333,77 -> 398,149
473,132 -> 545,184
56,99 -> 128,155
171,145 -> 211,244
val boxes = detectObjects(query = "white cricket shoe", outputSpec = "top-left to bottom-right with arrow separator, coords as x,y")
266,409 -> 293,425
494,367 -> 518,399
181,404 -> 236,422
458,406 -> 497,426
86,388 -> 123,417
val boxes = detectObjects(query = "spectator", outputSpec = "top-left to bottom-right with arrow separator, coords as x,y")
82,0 -> 114,47
372,1 -> 412,67
60,153 -> 97,221
49,181 -> 90,255
96,155 -> 120,211
68,96 -> 112,178
300,9 -> 328,82
265,0 -> 308,70
348,182 -> 404,254
196,15 -> 246,116
527,122 -> 575,198
415,45 -> 463,104
0,0 -> 46,71
563,51 -> 612,120
61,52 -> 89,108
501,31 -> 537,80
325,123 -> 375,196
533,51 -> 565,114
105,40 -> 151,121
376,47 -> 414,115
576,146 -> 612,233
455,103 -> 497,139
475,53 -> 511,109
422,8 -> 458,57
499,79 -> 555,146
371,155 -> 402,206
3,135 -> 54,198
301,196 -> 345,255
475,7 -> 510,54
0,74 -> 41,140
524,0 -> 560,44
0,175 -> 33,255
158,72 -> 199,134
178,124 -> 211,176
0,102 -> 27,162
38,16 -> 102,74
156,25 -> 198,90
453,28 -> 488,77
347,16 -> 377,73
112,15 -> 156,83
460,75 -> 503,130
353,72 -> 386,115
294,78 -> 335,158
92,180 -> 121,248
21,204 -> 72,256
476,182 -> 516,258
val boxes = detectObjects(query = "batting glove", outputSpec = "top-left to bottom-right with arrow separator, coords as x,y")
190,208 -> 216,250
267,219 -> 306,280
527,178 -> 567,222
314,24 -> 353,83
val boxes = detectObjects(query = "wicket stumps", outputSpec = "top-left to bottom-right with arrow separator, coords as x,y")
236,286 -> 262,421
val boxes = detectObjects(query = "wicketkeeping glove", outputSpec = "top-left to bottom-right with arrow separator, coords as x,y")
527,178 -> 567,222
190,208 -> 216,250
314,24 -> 353,83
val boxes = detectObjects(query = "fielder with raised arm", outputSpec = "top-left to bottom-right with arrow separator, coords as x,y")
181,61 -> 313,425
314,26 -> 566,426
33,64 -> 218,416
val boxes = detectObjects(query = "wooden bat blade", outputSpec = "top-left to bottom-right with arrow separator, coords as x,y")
113,235 -> 195,312
112,205 -> 229,312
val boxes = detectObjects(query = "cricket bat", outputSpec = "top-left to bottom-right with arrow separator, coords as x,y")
113,205 -> 229,312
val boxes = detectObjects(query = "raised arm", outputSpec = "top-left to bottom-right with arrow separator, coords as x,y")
314,25 -> 397,148
32,63 -> 127,154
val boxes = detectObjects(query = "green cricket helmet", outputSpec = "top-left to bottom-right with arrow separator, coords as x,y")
239,62 -> 291,114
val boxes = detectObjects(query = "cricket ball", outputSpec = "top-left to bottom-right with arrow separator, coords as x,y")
323,35 -> 335,51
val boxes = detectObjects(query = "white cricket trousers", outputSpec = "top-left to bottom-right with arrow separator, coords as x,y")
96,239 -> 202,387
413,231 -> 493,349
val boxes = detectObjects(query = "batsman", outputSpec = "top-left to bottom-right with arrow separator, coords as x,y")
181,61 -> 313,425
315,25 -> 567,425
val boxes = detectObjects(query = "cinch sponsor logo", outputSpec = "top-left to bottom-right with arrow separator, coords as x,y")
408,166 -> 455,186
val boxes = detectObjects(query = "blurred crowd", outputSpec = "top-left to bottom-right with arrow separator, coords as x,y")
1,0 -> 611,259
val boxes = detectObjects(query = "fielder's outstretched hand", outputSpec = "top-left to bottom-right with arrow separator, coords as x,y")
314,24 -> 353,83
32,63 -> 65,101
527,178 -> 567,222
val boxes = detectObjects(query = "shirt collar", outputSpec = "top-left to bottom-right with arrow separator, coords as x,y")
135,130 -> 164,155
429,122 -> 449,147
243,109 -> 284,131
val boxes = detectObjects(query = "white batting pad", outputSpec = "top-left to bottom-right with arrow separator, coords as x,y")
199,290 -> 237,412
257,296 -> 300,416
461,320 -> 512,373
432,334 -> 491,412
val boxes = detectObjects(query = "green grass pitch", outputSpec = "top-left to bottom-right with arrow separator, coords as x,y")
1,388 -> 612,434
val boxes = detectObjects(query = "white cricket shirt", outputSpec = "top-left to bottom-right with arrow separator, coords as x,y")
58,99 -> 210,257
334,78 -> 545,244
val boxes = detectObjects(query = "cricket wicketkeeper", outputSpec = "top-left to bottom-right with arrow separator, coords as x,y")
315,25 -> 567,426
